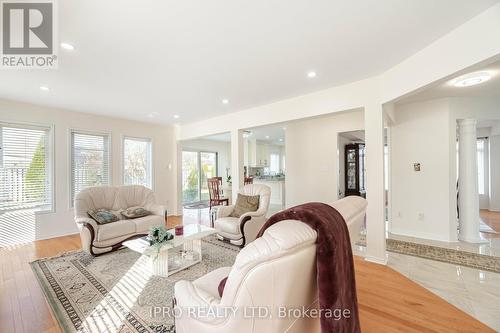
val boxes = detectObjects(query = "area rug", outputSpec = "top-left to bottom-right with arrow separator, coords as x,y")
30,235 -> 239,333
356,237 -> 500,273
183,202 -> 209,209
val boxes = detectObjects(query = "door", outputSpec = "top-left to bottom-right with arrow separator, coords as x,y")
200,152 -> 217,201
182,150 -> 218,204
182,151 -> 200,203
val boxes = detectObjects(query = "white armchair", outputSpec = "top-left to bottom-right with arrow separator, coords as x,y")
174,220 -> 320,333
213,184 -> 271,247
173,196 -> 368,333
74,185 -> 165,255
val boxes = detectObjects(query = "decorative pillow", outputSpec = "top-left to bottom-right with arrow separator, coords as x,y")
87,209 -> 120,225
229,194 -> 260,218
121,206 -> 151,219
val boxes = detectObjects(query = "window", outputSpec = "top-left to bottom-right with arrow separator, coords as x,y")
270,153 -> 280,174
71,130 -> 110,204
0,122 -> 52,212
123,137 -> 152,188
477,138 -> 486,195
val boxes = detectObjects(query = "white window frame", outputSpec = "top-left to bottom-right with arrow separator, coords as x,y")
0,120 -> 55,214
121,135 -> 154,189
68,128 -> 112,207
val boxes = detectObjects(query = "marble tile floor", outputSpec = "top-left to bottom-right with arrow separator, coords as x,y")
353,244 -> 500,331
387,232 -> 500,257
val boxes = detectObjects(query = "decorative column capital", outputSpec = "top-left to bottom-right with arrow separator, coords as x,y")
458,118 -> 477,129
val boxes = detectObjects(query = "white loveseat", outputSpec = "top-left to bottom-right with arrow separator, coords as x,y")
173,196 -> 367,333
74,185 -> 165,255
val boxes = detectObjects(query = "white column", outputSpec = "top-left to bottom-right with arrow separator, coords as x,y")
364,103 -> 387,264
458,119 -> 484,243
231,129 -> 244,203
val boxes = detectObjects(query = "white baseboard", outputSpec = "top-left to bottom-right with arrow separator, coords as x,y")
365,255 -> 388,265
36,231 -> 80,241
390,228 -> 454,243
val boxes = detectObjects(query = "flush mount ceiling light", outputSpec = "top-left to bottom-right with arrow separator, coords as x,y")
307,71 -> 317,78
222,99 -> 229,104
60,42 -> 75,51
452,72 -> 491,87
173,114 -> 180,119
40,86 -> 50,91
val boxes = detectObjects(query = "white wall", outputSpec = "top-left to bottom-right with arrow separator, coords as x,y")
285,110 -> 364,207
490,135 -> 500,211
477,127 -> 491,210
391,99 -> 456,241
0,99 -> 177,242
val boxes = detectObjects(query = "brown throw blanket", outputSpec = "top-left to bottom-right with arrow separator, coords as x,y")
256,202 -> 361,333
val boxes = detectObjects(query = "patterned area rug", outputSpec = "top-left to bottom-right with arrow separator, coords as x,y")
30,235 -> 239,333
356,238 -> 500,273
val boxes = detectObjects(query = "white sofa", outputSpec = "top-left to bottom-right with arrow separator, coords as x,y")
74,185 -> 165,255
330,196 -> 368,243
214,184 -> 271,247
173,196 -> 367,333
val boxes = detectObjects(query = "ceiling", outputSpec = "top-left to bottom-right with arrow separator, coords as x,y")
1,0 -> 498,124
397,59 -> 500,104
204,123 -> 287,145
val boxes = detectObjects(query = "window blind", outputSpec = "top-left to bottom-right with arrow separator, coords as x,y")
0,122 -> 52,212
123,137 -> 152,188
71,131 -> 110,204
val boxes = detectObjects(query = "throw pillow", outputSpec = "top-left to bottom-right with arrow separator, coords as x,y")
229,194 -> 260,218
88,209 -> 120,225
121,206 -> 151,219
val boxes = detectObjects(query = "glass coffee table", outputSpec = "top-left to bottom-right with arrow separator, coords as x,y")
123,224 -> 216,277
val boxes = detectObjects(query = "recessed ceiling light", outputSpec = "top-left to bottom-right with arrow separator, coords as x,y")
173,114 -> 180,119
222,99 -> 229,104
307,71 -> 317,78
148,112 -> 159,118
60,42 -> 75,51
452,72 -> 491,87
40,86 -> 50,91
265,135 -> 270,139
279,138 -> 283,142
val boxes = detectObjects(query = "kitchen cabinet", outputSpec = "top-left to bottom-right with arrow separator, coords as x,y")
256,143 -> 269,167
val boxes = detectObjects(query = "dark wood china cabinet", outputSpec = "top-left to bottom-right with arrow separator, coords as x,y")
344,143 -> 366,198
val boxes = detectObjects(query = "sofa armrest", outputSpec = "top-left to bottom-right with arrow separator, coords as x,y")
174,281 -> 226,324
240,215 -> 267,246
75,217 -> 98,230
239,210 -> 265,221
147,204 -> 165,217
214,205 -> 235,218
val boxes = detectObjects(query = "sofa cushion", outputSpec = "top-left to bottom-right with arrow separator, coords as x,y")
215,217 -> 241,235
88,209 -> 120,225
121,206 -> 151,219
97,219 -> 136,241
134,215 -> 165,233
229,194 -> 259,218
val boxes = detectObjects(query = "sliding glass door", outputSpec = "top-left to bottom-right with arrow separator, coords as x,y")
182,151 -> 217,204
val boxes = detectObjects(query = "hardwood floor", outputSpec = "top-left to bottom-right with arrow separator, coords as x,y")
480,209 -> 500,238
0,214 -> 494,333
